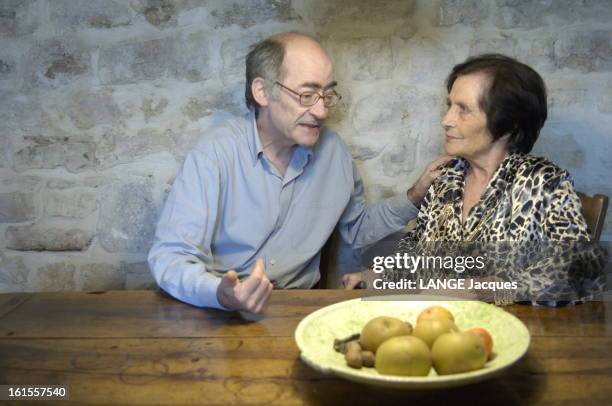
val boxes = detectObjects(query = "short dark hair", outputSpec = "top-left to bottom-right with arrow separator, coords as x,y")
245,37 -> 285,112
446,54 -> 547,154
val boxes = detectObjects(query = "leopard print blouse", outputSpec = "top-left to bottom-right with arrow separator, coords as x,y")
394,153 -> 604,304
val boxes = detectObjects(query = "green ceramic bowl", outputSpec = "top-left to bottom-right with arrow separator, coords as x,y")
295,295 -> 530,389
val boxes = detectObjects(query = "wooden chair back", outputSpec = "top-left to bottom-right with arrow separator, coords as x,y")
577,192 -> 609,241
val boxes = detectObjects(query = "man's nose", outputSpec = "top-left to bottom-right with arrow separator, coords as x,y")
308,97 -> 328,120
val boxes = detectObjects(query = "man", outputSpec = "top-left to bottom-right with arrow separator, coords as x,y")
148,32 -> 448,314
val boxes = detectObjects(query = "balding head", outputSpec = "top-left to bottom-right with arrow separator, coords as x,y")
245,32 -> 331,112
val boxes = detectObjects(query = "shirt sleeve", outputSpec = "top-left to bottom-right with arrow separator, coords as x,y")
147,150 -> 227,310
337,160 -> 419,249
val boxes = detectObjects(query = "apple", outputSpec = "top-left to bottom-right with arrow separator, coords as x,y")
375,336 -> 432,376
432,332 -> 487,375
360,316 -> 412,352
417,305 -> 454,323
466,327 -> 494,360
413,317 -> 458,348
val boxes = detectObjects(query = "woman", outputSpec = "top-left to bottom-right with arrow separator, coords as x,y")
349,54 -> 603,304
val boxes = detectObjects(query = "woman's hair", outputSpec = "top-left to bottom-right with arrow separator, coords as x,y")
446,54 -> 547,153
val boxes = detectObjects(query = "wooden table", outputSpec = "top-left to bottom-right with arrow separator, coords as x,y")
0,290 -> 611,405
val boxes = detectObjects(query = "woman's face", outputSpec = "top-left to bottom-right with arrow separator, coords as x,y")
442,73 -> 497,160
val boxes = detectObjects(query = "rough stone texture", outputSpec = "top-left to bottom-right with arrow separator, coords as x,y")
5,226 -> 93,251
13,138 -> 97,173
435,0 -> 489,27
328,37 -> 396,81
24,39 -> 90,89
80,263 -> 125,291
44,188 -> 97,219
0,0 -> 38,36
1,0 -> 612,292
0,191 -> 36,222
98,179 -> 158,254
495,0 -> 612,30
553,31 -> 611,72
0,253 -> 30,292
98,32 -> 211,85
141,96 -> 169,121
209,0 -> 295,28
67,88 -> 122,130
123,261 -> 156,289
36,263 -> 76,291
50,0 -> 131,30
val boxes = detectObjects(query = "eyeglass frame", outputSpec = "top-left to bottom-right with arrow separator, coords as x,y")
274,81 -> 342,107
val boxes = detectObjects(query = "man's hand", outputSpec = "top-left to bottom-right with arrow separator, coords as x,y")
217,258 -> 273,313
407,155 -> 453,207
342,272 -> 363,289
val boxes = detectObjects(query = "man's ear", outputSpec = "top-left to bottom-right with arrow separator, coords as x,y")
251,77 -> 269,107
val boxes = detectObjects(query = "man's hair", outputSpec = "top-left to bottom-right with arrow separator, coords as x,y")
245,37 -> 286,112
446,54 -> 547,154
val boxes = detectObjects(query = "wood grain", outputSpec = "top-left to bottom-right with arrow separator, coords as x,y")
1,290 -> 611,405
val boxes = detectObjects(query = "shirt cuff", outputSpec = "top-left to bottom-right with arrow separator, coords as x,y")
386,192 -> 420,223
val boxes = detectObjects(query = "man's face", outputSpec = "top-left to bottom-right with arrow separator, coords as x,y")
441,73 -> 496,159
266,42 -> 336,148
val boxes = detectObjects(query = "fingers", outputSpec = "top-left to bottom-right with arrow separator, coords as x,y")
242,259 -> 267,297
244,275 -> 272,312
217,270 -> 240,310
342,272 -> 362,290
428,155 -> 453,171
253,282 -> 274,313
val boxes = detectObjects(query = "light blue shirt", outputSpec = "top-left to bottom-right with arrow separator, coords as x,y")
148,111 -> 419,309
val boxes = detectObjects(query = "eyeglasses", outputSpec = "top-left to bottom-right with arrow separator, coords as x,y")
274,82 -> 342,107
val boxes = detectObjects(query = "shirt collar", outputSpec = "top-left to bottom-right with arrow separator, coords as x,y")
247,109 -> 314,168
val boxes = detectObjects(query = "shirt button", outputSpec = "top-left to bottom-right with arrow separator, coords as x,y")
270,259 -> 276,266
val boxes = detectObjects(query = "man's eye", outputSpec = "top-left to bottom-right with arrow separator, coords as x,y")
301,93 -> 317,102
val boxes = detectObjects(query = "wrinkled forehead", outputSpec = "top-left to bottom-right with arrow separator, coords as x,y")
280,40 -> 335,88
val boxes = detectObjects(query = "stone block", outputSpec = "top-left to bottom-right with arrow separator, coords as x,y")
98,32 -> 211,85
435,0 -> 489,27
13,139 -> 97,173
469,35 -> 556,74
36,263 -> 76,291
554,31 -> 611,72
348,144 -> 384,162
209,0 -> 294,28
220,34 -> 262,84
0,58 -> 12,76
329,37 -> 395,81
98,179 -> 158,253
495,0 -> 612,30
67,88 -> 121,130
6,225 -> 93,251
123,261 -> 156,289
299,0 -> 415,27
80,263 -> 125,291
141,96 -> 168,121
97,127 -> 177,168
49,0 -> 131,30
44,188 -> 97,219
381,142 -> 417,177
351,87 -> 440,139
0,253 -> 30,292
0,191 -> 36,222
0,0 -> 38,36
24,39 -> 90,89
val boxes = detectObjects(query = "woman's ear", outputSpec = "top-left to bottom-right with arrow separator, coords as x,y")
251,77 -> 269,107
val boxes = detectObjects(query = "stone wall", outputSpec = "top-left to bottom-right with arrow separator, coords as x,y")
1,0 -> 611,292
